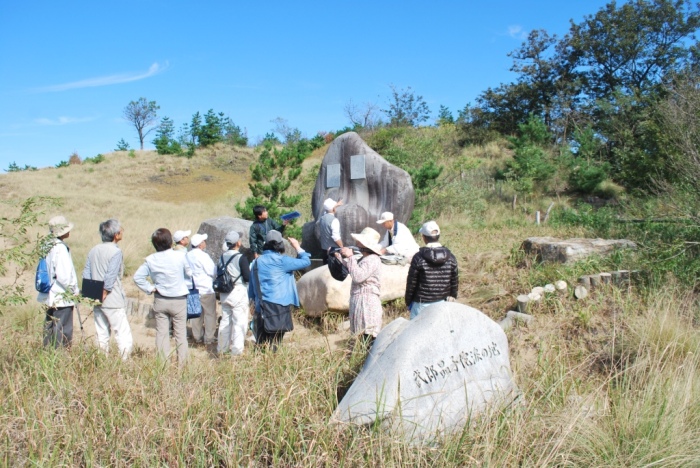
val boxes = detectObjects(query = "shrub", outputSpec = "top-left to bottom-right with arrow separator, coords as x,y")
84,154 -> 105,164
595,179 -> 625,199
68,152 -> 81,165
114,138 -> 130,151
5,162 -> 37,172
568,159 -> 611,194
55,160 -> 69,168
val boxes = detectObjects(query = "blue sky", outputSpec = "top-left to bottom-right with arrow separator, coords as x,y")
0,0 -> 611,169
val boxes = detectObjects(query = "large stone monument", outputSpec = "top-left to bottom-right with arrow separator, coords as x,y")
332,302 -> 519,442
301,132 -> 415,257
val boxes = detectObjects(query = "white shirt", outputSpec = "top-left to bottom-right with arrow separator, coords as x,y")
37,239 -> 79,308
330,217 -> 341,242
380,222 -> 420,258
185,247 -> 216,294
133,249 -> 192,297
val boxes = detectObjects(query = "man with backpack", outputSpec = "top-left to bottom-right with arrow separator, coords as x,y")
82,219 -> 133,359
37,215 -> 80,348
215,230 -> 251,355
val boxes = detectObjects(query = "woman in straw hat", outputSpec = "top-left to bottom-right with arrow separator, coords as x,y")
338,227 -> 384,345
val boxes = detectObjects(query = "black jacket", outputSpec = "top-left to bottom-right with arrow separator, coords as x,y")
405,245 -> 458,305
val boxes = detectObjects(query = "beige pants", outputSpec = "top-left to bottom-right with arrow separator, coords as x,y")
154,295 -> 188,367
190,293 -> 217,344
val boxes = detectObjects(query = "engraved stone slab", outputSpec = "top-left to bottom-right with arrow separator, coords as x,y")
332,302 -> 519,442
326,164 -> 341,188
522,237 -> 637,264
350,154 -> 366,180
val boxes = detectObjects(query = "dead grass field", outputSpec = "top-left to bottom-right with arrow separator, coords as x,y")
0,141 -> 698,465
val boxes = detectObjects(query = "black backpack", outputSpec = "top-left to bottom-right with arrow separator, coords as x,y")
213,253 -> 242,293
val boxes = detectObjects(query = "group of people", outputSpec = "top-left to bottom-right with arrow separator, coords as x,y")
37,201 -> 458,365
319,198 -> 459,346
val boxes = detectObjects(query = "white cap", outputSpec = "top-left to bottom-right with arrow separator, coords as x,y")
419,221 -> 440,237
173,230 -> 191,243
225,230 -> 241,244
376,212 -> 394,224
323,198 -> 338,212
190,233 -> 207,247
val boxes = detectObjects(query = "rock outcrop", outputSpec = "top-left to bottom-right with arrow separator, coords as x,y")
332,302 -> 519,442
523,237 -> 637,264
197,216 -> 296,262
302,132 -> 415,257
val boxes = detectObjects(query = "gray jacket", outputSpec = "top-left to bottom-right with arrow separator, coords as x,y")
83,242 -> 126,309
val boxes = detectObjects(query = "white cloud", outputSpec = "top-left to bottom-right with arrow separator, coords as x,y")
34,116 -> 96,126
33,62 -> 168,93
508,25 -> 527,40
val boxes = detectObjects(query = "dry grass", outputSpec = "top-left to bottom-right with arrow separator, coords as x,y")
1,142 -> 699,465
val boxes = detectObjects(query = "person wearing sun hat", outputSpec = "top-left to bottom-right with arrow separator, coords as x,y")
185,233 -> 217,346
338,227 -> 384,345
376,211 -> 419,259
38,215 -> 80,348
172,230 -> 191,252
405,220 -> 459,320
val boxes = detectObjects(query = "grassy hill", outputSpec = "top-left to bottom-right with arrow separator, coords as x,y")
0,137 -> 698,465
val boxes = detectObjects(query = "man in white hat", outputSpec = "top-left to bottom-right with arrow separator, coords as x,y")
38,215 -> 80,348
82,219 -> 133,359
185,233 -> 217,346
172,230 -> 191,251
405,221 -> 459,319
376,211 -> 419,259
318,197 -> 344,263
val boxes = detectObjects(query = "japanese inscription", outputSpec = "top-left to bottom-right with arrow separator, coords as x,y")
326,164 -> 341,188
413,341 -> 502,388
350,154 -> 366,180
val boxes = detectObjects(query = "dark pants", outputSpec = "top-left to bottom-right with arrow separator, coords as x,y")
44,306 -> 74,348
254,314 -> 284,352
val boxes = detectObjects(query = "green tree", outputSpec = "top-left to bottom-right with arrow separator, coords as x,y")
564,0 -> 700,100
500,115 -> 557,194
189,112 -> 202,146
222,116 -> 248,146
123,97 -> 160,150
382,84 -> 431,127
153,117 -> 183,155
198,109 -> 224,147
436,105 -> 454,126
0,197 -> 60,308
235,140 -> 309,220
114,138 -> 130,151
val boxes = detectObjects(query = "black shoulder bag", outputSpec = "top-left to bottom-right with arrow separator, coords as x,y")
252,262 -> 294,334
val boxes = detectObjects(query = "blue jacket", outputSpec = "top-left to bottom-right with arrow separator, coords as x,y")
248,249 -> 311,310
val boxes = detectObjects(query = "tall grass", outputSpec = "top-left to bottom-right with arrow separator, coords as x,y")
1,136 -> 699,465
1,282 -> 698,465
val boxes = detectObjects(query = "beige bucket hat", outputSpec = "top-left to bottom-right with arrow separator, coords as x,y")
350,227 -> 383,255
